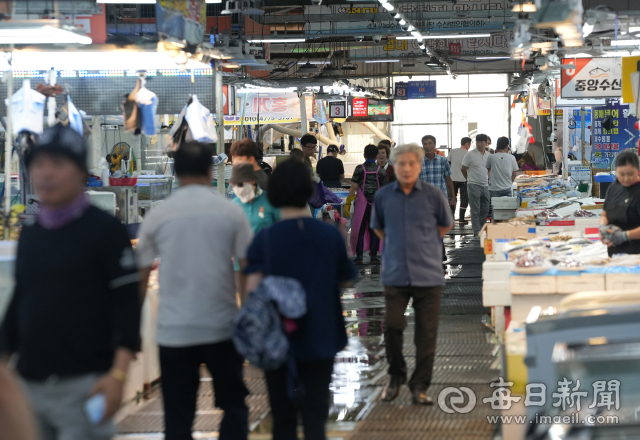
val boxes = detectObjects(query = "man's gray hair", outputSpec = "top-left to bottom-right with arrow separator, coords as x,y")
389,142 -> 425,165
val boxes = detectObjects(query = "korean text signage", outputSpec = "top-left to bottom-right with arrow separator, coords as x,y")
348,98 -> 394,122
242,93 -> 314,121
352,98 -> 368,117
395,82 -> 408,99
561,58 -> 622,99
329,101 -> 346,118
156,0 -> 206,46
591,101 -> 638,167
407,80 -> 437,99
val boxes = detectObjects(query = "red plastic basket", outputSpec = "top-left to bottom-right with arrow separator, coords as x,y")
109,178 -> 138,186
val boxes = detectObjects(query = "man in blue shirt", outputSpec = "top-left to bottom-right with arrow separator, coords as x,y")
371,142 -> 453,405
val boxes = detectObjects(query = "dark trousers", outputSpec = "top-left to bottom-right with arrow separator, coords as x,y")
384,285 -> 442,390
452,181 -> 468,219
265,358 -> 334,440
356,203 -> 380,258
159,340 -> 249,440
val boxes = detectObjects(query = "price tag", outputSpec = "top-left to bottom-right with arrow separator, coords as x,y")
329,101 -> 346,118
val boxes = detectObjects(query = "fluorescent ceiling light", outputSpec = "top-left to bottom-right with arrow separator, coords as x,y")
206,0 -> 222,3
247,39 -> 306,43
411,31 -> 422,38
365,59 -> 400,63
0,49 -> 211,71
97,0 -> 155,3
382,2 -> 395,11
583,23 -> 594,37
0,20 -> 91,45
511,3 -> 537,12
611,40 -> 640,47
476,56 -> 511,60
397,33 -> 490,40
222,62 -> 241,68
297,61 -> 326,64
398,19 -> 406,26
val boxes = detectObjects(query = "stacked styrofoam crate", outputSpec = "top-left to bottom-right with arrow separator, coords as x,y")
482,261 -> 514,306
492,197 -> 519,221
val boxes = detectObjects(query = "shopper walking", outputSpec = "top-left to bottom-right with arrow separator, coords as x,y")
448,137 -> 471,222
371,143 -> 453,405
230,163 -> 280,302
377,140 -> 396,183
461,134 -> 491,236
486,137 -> 518,199
419,135 -> 455,208
300,133 -> 319,177
244,159 -> 357,440
231,138 -> 270,191
137,142 -> 252,440
0,124 -> 141,440
345,144 -> 388,264
315,144 -> 345,188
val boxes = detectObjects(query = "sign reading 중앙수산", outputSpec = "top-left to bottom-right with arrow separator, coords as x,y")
561,58 -> 622,99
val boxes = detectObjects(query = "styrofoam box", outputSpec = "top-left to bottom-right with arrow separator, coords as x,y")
493,209 -> 517,220
511,294 -> 568,321
483,261 -> 515,281
483,280 -> 511,306
605,273 -> 640,291
516,208 -> 545,217
556,273 -> 606,294
492,197 -> 519,209
510,275 -> 557,294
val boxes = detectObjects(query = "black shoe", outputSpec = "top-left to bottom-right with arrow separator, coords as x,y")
382,376 -> 403,402
370,255 -> 380,264
411,388 -> 433,405
354,256 -> 364,265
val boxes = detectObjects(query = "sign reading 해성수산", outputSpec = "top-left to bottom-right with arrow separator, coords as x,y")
591,101 -> 638,167
407,81 -> 437,99
561,58 -> 622,99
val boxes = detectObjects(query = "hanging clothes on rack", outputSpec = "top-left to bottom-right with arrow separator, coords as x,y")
122,79 -> 142,134
185,95 -> 217,143
55,95 -> 92,140
7,79 -> 46,135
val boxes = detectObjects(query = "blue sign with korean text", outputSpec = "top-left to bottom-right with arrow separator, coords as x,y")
571,109 -> 591,128
591,102 -> 638,168
407,81 -> 437,99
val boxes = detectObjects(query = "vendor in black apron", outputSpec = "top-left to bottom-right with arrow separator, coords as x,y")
600,150 -> 640,256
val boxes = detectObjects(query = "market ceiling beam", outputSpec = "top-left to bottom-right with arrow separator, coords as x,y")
259,11 -> 518,24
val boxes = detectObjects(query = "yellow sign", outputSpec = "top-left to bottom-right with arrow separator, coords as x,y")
621,56 -> 640,103
223,116 -> 301,126
538,109 -> 563,116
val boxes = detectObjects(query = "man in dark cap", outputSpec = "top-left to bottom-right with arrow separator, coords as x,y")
0,124 -> 141,439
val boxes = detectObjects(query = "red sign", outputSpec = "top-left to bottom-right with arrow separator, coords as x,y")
352,98 -> 368,117
448,43 -> 461,56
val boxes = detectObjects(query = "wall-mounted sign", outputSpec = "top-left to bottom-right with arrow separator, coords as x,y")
591,101 -> 638,167
561,58 -> 622,99
407,80 -> 437,99
347,98 -> 394,122
329,101 -> 346,118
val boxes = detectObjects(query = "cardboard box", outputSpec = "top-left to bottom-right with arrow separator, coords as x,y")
493,209 -> 517,220
480,224 -> 537,241
556,273 -> 606,294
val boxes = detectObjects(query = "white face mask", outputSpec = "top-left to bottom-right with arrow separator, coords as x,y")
232,184 -> 256,203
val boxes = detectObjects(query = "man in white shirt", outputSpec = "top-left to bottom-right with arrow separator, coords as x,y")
137,142 -> 253,440
448,137 -> 471,222
461,134 -> 490,236
486,137 -> 519,199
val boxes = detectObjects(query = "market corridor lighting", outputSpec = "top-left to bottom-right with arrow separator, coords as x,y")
247,39 -> 306,43
610,40 -> 640,47
0,20 -> 91,45
396,34 -> 491,40
365,59 -> 400,63
512,2 -> 537,12
380,2 -> 395,12
411,31 -> 422,38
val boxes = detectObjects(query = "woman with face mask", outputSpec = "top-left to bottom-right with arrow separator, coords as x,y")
600,150 -> 640,256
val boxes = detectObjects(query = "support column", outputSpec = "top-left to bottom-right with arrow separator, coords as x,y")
215,61 -> 225,195
91,116 -> 101,171
299,91 -> 308,137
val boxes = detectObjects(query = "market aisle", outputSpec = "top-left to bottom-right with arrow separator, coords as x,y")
116,226 -> 501,439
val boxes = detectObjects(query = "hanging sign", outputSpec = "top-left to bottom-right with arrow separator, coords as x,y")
352,98 -> 368,117
394,82 -> 408,99
407,80 -> 437,99
223,116 -> 300,126
313,99 -> 329,124
347,98 -> 394,121
591,101 -> 638,167
561,58 -> 622,99
241,93 -> 314,120
329,101 -> 346,118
